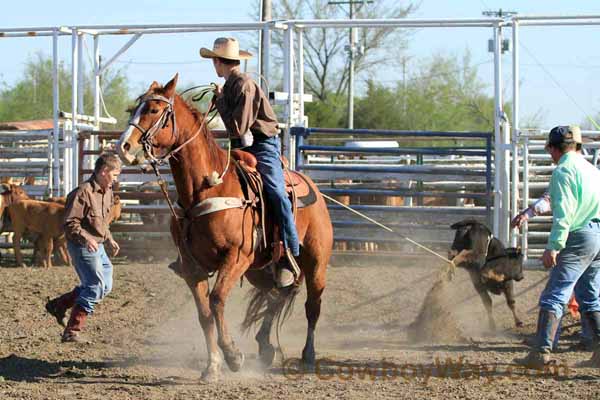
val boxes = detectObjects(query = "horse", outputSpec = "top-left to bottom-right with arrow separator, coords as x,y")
117,74 -> 333,381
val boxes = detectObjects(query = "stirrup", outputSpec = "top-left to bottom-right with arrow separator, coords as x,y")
284,248 -> 301,279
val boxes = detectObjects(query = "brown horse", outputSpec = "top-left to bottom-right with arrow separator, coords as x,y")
117,74 -> 332,381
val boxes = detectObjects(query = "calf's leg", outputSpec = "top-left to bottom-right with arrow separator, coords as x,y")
502,280 -> 523,327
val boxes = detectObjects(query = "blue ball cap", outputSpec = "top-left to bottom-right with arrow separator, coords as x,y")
547,125 -> 575,146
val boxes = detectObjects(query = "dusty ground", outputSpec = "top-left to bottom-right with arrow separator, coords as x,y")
1,257 -> 599,399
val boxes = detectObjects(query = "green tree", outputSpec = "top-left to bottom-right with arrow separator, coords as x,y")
0,53 -> 131,129
353,52 -> 505,132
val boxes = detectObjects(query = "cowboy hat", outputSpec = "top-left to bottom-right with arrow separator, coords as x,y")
199,37 -> 253,61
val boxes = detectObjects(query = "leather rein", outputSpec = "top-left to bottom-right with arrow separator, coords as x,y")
129,93 -> 218,220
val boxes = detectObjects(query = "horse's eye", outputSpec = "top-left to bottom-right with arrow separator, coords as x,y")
149,109 -> 159,114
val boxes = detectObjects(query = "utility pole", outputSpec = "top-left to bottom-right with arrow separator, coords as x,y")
259,0 -> 271,93
329,0 -> 372,129
400,56 -> 411,116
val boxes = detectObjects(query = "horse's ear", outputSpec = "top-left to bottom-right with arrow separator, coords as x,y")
149,81 -> 161,91
164,73 -> 179,98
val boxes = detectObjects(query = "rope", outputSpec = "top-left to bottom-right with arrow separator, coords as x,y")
322,193 -> 454,266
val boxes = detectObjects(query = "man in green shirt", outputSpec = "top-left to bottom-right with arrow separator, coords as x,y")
516,125 -> 600,369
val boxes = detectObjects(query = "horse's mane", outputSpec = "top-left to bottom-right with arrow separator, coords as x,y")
176,95 -> 223,168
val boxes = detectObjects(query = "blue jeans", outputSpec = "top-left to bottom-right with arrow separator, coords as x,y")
67,241 -> 113,314
538,221 -> 600,351
246,136 -> 300,256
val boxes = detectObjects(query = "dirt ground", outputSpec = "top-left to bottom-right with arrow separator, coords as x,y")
1,257 -> 599,399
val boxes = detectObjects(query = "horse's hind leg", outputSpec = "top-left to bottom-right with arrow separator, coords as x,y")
185,275 -> 222,382
300,254 -> 327,368
255,298 -> 277,366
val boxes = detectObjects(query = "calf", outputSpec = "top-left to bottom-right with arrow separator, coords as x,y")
6,200 -> 65,268
32,195 -> 122,266
0,184 -> 30,259
449,219 -> 524,330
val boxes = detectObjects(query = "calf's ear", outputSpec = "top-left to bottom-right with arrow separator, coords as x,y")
450,219 -> 476,230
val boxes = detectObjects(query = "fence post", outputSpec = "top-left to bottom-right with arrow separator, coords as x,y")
492,22 -> 504,242
485,134 -> 493,227
521,135 -> 530,260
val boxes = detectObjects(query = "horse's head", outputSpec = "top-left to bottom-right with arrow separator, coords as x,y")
118,74 -> 179,165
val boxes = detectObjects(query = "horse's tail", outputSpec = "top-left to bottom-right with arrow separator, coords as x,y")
241,285 -> 300,335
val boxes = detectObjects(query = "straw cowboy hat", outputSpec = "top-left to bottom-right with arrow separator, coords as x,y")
199,37 -> 253,61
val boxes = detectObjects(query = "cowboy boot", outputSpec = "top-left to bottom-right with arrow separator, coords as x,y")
45,289 -> 78,327
276,248 -> 301,289
515,309 -> 560,369
167,255 -> 186,278
61,304 -> 88,343
581,311 -> 600,367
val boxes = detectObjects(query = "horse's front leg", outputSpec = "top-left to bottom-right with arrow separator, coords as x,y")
210,260 -> 249,372
184,273 -> 222,382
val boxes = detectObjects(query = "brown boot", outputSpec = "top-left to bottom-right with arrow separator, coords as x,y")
61,305 -> 88,343
582,311 -> 600,367
167,256 -> 184,277
514,309 -> 560,369
45,289 -> 78,327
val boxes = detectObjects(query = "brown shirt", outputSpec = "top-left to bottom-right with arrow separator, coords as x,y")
64,176 -> 114,245
215,68 -> 279,139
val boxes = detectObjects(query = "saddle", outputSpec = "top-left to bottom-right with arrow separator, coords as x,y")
231,149 -> 317,260
231,150 -> 316,208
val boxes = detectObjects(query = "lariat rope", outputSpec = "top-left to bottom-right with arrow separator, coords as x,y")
321,193 -> 455,267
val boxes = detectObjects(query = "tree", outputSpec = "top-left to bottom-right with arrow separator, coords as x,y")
271,0 -> 416,102
353,52 -> 503,132
0,53 -> 131,129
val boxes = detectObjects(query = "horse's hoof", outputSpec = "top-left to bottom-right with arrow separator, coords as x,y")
224,350 -> 245,372
259,343 -> 276,367
302,348 -> 316,371
301,358 -> 316,373
201,368 -> 221,383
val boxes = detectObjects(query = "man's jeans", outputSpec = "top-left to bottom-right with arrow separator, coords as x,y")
67,241 -> 113,314
246,136 -> 300,256
538,221 -> 600,350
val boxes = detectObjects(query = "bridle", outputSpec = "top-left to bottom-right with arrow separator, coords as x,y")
124,88 -> 229,277
126,90 -> 223,219
128,94 -> 179,165
128,90 -> 218,167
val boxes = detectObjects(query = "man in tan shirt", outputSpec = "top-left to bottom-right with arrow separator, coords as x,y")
46,153 -> 121,342
200,37 -> 300,288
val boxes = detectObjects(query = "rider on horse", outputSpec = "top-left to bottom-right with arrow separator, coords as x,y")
200,37 -> 300,288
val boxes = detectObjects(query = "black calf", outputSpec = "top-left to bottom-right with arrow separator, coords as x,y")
449,219 -> 524,330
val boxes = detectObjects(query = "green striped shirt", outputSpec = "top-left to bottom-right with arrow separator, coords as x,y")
547,151 -> 600,251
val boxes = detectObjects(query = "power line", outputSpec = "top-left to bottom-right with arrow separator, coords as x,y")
115,59 -> 204,65
519,40 -> 600,129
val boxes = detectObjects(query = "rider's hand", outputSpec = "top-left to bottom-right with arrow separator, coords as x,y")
213,84 -> 223,98
511,212 -> 529,229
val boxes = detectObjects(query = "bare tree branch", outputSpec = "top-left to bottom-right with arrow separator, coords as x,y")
272,0 -> 416,100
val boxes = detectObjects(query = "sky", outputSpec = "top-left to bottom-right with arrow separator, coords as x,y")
2,0 -> 600,128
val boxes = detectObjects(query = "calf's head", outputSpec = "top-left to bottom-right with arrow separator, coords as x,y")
0,183 -> 29,211
448,219 -> 492,260
109,195 -> 122,223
